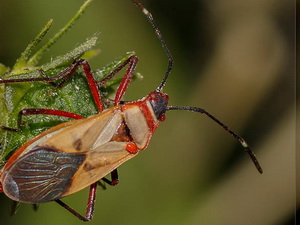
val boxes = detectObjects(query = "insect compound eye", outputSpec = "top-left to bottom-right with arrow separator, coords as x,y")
149,92 -> 169,121
159,114 -> 166,122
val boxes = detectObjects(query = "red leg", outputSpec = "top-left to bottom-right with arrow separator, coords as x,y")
55,182 -> 97,221
18,108 -> 84,119
39,59 -> 103,111
97,55 -> 139,105
0,59 -> 104,112
80,60 -> 103,112
114,56 -> 138,105
55,169 -> 119,221
39,59 -> 104,112
0,108 -> 84,132
17,108 -> 84,130
85,182 -> 97,220
101,169 -> 119,186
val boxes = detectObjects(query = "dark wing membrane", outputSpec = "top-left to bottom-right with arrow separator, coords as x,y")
3,147 -> 85,204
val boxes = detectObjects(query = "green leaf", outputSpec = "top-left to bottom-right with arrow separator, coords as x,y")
41,36 -> 98,71
0,64 -> 10,76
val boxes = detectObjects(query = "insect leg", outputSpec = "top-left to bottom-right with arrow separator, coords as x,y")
41,59 -> 103,112
0,126 -> 18,132
55,182 -> 97,221
32,204 -> 39,212
9,201 -> 20,216
17,108 -> 84,130
114,56 -> 138,105
51,59 -> 103,111
0,60 -> 80,84
37,69 -> 70,88
101,169 -> 119,186
97,55 -> 139,105
0,59 -> 103,111
0,108 -> 83,132
6,194 -> 39,216
77,59 -> 103,112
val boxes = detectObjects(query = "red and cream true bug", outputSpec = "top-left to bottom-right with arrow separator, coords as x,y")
0,0 -> 263,221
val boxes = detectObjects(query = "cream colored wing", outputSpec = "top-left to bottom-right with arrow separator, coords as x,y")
38,107 -> 123,153
64,141 -> 138,196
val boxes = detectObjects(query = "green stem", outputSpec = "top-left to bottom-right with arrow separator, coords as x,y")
12,19 -> 53,72
28,0 -> 94,66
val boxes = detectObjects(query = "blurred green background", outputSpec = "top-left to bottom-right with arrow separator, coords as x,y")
0,0 -> 296,225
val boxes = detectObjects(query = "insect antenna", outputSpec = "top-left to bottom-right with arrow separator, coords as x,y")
166,106 -> 263,174
131,0 -> 173,92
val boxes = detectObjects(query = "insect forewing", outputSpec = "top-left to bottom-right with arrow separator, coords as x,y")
2,107 -> 138,203
38,108 -> 122,152
65,141 -> 137,196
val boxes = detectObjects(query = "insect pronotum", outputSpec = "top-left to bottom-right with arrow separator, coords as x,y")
0,0 -> 263,221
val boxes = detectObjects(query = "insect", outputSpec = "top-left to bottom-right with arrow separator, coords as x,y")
0,0 -> 263,221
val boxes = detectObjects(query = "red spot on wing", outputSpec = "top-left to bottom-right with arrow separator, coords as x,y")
126,143 -> 138,154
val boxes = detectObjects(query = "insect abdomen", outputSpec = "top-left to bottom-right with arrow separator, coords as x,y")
2,147 -> 85,204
